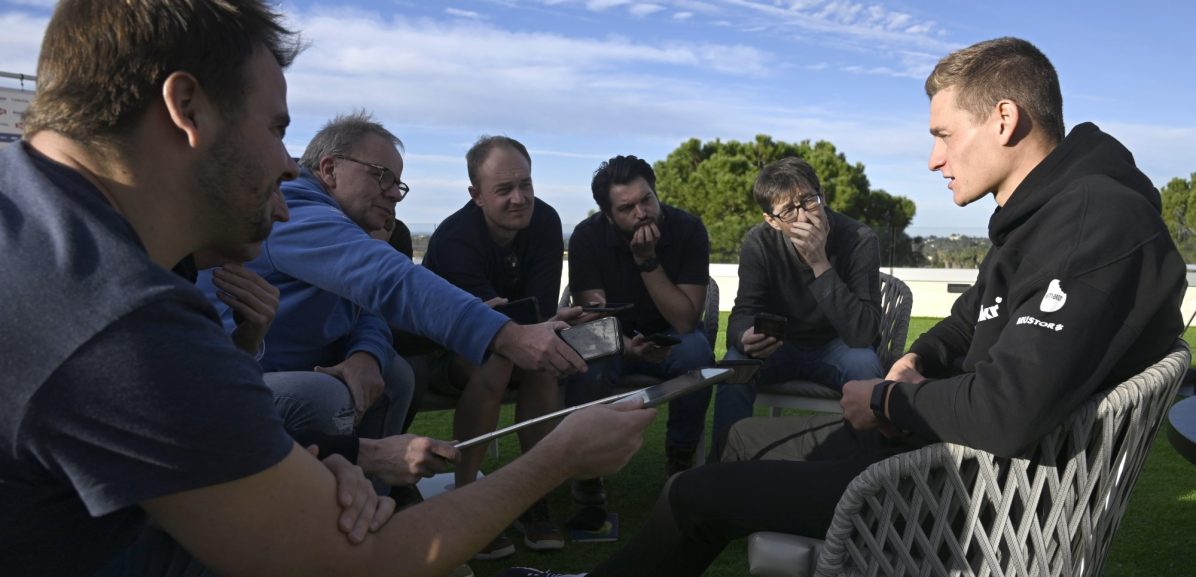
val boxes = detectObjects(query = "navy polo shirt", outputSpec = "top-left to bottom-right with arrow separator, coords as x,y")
567,203 -> 709,336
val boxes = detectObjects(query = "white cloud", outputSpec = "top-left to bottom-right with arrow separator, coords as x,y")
586,0 -> 631,10
444,7 -> 484,19
0,12 -> 49,77
629,3 -> 666,17
674,11 -> 694,20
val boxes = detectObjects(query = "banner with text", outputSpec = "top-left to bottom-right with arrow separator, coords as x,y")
0,86 -> 33,149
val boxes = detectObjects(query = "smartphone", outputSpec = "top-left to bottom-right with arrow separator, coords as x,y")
644,333 -> 682,347
581,302 -> 634,314
753,312 -> 788,340
453,367 -> 732,450
558,316 -> 623,361
493,296 -> 540,325
715,358 -> 764,384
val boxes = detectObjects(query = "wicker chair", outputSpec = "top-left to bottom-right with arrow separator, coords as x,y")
747,339 -> 1191,577
753,271 -> 913,414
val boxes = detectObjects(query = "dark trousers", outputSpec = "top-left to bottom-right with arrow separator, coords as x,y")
590,414 -> 920,577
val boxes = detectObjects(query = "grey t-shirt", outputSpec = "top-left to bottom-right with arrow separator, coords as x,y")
0,143 -> 293,576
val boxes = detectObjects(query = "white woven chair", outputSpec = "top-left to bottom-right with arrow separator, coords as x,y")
747,339 -> 1190,577
752,271 -> 913,414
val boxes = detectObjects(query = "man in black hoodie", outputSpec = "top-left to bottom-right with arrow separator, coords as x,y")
498,36 -> 1186,577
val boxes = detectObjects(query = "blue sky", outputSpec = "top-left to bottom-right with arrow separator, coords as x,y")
2,0 -> 1193,236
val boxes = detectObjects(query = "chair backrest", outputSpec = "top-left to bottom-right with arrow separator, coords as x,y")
559,277 -> 721,349
876,272 -> 913,369
814,339 -> 1190,577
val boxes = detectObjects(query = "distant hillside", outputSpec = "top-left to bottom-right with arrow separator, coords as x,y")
913,234 -> 991,269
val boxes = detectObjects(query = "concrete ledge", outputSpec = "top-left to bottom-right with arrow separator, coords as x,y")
560,262 -> 1196,321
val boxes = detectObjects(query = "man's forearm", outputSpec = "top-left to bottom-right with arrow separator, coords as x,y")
641,271 -> 701,333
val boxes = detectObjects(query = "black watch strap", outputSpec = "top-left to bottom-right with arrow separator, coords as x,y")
637,256 -> 660,272
870,380 -> 895,421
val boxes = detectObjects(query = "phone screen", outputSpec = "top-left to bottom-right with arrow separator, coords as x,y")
558,316 -> 623,361
753,313 -> 787,340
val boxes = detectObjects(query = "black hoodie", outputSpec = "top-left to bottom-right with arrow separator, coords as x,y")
887,123 -> 1185,457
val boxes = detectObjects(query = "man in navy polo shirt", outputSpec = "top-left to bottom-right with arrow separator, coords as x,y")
567,154 -> 713,486
422,135 -> 571,557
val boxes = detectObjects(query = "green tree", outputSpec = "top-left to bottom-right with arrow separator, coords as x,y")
653,135 -> 919,264
1160,173 -> 1196,262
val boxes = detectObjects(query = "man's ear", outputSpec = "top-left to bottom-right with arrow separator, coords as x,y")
161,71 -> 212,149
468,185 -> 483,205
317,155 -> 337,189
993,99 -> 1020,146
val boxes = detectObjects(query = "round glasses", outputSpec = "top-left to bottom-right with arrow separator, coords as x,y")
334,154 -> 410,201
768,192 -> 822,222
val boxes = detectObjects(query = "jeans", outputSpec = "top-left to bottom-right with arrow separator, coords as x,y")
711,338 -> 882,458
264,353 -> 415,440
565,329 -> 713,450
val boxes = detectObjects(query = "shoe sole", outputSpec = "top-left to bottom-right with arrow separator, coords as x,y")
513,520 -> 565,551
523,536 -> 565,551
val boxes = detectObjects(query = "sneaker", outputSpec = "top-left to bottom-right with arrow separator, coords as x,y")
494,568 -> 586,577
445,563 -> 475,577
514,499 -> 565,551
665,446 -> 696,478
473,531 -> 516,561
570,477 -> 607,507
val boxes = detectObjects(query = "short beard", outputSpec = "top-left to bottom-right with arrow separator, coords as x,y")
195,122 -> 271,250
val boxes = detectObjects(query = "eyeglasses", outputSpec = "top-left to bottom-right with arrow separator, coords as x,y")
334,154 -> 410,202
768,192 -> 822,222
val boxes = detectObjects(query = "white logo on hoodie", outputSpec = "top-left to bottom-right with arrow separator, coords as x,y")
1040,279 -> 1067,313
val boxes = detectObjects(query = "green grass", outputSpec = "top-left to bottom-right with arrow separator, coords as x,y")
409,315 -> 1196,576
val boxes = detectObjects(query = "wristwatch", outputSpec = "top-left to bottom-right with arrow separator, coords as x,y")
870,380 -> 895,421
637,256 -> 660,273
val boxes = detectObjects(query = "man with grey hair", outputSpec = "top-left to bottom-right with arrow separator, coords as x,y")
201,112 -> 592,495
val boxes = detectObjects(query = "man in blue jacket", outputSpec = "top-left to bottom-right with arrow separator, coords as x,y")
201,112 -> 589,486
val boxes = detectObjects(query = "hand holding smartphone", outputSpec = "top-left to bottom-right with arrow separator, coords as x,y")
643,333 -> 682,347
753,312 -> 787,340
558,316 -> 623,361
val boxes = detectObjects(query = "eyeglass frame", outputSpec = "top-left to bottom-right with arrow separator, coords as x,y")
334,154 -> 410,201
767,192 -> 823,222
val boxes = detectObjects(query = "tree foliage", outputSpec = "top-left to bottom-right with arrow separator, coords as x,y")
653,135 -> 919,264
1160,173 -> 1196,262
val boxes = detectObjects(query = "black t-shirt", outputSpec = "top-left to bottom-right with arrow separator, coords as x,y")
568,204 -> 709,336
0,143 -> 293,577
424,198 -> 564,321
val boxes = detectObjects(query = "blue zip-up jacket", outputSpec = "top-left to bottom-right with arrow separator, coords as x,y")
199,169 -> 509,372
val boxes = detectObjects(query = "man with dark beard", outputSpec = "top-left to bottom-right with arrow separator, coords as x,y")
565,155 -> 714,492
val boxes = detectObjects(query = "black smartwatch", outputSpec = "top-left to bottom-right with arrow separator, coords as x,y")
637,256 -> 660,272
870,380 -> 895,421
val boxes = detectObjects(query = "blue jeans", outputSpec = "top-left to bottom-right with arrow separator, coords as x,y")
566,330 -> 713,450
263,353 -> 414,440
711,338 -> 882,456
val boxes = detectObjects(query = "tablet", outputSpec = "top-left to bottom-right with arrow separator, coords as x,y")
715,358 -> 764,384
453,367 -> 733,450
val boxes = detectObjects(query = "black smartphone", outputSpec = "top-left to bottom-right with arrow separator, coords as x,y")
715,358 -> 764,384
581,302 -> 634,314
753,312 -> 788,340
558,316 -> 623,361
493,296 -> 540,325
644,333 -> 682,347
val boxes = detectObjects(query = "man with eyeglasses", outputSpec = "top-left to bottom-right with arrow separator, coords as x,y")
709,156 -> 883,456
199,113 -> 591,503
420,135 -> 581,558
